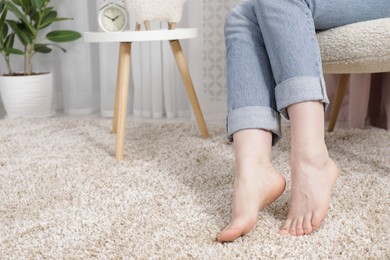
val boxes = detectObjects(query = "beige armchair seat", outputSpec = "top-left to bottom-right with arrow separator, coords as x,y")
317,17 -> 390,131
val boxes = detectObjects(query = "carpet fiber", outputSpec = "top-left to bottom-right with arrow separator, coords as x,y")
0,118 -> 389,259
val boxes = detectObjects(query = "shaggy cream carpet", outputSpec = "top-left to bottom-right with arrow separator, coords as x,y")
0,118 -> 389,259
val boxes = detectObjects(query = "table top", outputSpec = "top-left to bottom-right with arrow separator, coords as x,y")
83,28 -> 198,43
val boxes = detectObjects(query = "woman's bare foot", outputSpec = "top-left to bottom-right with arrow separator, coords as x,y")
279,150 -> 339,236
217,162 -> 286,242
279,101 -> 340,236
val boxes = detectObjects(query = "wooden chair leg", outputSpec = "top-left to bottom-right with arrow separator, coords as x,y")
144,20 -> 151,31
383,73 -> 390,129
116,42 -> 132,160
168,22 -> 176,30
169,39 -> 209,138
328,74 -> 350,132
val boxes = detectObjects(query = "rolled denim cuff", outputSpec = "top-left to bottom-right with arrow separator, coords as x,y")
227,106 -> 282,145
275,76 -> 329,119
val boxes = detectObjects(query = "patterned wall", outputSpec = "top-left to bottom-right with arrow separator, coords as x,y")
201,0 -> 240,103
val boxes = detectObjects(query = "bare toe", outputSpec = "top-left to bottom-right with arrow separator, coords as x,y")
311,211 -> 323,231
279,218 -> 292,235
289,219 -> 298,236
303,214 -> 313,235
217,227 -> 245,243
295,217 -> 304,236
217,218 -> 256,243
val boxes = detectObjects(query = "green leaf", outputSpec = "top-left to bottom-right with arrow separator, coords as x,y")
6,19 -> 32,45
32,0 -> 45,10
31,10 -> 40,27
34,44 -> 52,53
0,2 -> 5,13
46,30 -> 81,42
38,44 -> 68,53
41,7 -> 54,18
39,17 -> 70,30
45,43 -> 67,53
43,10 -> 57,20
4,33 -> 15,48
0,47 -> 24,55
1,23 -> 8,40
0,6 -> 7,38
11,0 -> 23,8
6,1 -> 35,35
18,0 -> 32,16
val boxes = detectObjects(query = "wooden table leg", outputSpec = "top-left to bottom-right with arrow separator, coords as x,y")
116,42 -> 132,160
328,74 -> 350,132
112,44 -> 124,133
169,40 -> 209,138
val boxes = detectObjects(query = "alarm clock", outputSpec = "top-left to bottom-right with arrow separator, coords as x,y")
98,0 -> 128,32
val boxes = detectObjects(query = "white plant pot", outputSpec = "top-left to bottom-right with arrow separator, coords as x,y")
0,73 -> 53,118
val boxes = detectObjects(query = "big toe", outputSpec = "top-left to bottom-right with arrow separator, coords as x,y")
311,211 -> 324,231
217,227 -> 244,243
278,219 -> 292,235
217,219 -> 256,243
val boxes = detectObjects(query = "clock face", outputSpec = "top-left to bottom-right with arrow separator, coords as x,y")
99,5 -> 127,32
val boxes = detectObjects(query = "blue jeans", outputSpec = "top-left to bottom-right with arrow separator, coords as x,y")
225,0 -> 390,143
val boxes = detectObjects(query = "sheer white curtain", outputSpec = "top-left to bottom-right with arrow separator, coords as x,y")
0,0 -> 191,119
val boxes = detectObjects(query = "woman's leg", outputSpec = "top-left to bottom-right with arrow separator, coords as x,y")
217,130 -> 286,242
222,0 -> 390,240
252,0 -> 389,236
310,0 -> 390,30
252,0 -> 390,119
279,101 -> 339,236
218,1 -> 286,242
251,0 -> 333,237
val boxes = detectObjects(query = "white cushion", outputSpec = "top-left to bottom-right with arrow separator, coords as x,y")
125,0 -> 187,24
317,18 -> 390,74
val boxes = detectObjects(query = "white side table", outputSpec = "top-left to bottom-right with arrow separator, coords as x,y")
83,29 -> 209,160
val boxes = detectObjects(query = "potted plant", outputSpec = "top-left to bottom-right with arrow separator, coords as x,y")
0,0 -> 81,117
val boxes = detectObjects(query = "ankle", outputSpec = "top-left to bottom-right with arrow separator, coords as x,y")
235,157 -> 274,172
292,146 -> 330,168
235,150 -> 273,166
